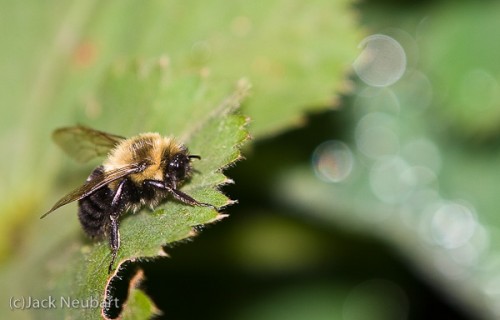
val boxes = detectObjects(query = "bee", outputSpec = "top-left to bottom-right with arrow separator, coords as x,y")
41,125 -> 215,273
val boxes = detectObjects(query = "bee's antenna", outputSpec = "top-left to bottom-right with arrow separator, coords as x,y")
188,155 -> 201,160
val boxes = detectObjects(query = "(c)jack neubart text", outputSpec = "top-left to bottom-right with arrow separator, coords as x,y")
9,295 -> 119,310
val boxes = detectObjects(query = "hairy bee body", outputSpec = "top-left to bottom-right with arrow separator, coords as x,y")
42,126 -> 214,273
77,167 -> 112,238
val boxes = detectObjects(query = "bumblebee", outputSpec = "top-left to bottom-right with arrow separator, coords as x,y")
42,125 -> 215,273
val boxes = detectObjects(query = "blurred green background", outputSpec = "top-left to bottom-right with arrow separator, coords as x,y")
3,0 -> 500,319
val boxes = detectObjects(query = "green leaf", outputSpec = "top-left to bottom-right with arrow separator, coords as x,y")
263,3 -> 500,314
199,0 -> 363,138
103,262 -> 159,320
0,0 -> 361,249
0,0 -> 362,318
419,2 -> 500,138
121,289 -> 159,320
70,0 -> 361,138
8,60 -> 248,320
69,62 -> 246,319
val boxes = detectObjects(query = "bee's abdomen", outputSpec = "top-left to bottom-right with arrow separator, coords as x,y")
78,167 -> 113,238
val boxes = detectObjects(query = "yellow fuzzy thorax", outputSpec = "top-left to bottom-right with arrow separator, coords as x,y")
103,133 -> 184,185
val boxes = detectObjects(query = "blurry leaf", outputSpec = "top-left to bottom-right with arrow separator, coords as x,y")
76,0 -> 361,138
121,290 -> 158,320
267,68 -> 500,320
200,0 -> 362,137
231,279 -> 407,320
274,162 -> 497,319
420,2 -> 500,138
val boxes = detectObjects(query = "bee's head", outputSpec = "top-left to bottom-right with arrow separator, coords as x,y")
165,151 -> 200,186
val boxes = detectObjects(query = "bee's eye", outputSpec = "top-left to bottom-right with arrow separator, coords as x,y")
168,154 -> 189,181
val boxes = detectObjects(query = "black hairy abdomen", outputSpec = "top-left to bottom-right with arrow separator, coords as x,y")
78,167 -> 113,238
77,166 -> 165,238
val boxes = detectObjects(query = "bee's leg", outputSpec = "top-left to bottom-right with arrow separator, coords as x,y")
144,179 -> 217,210
108,215 -> 120,274
169,187 -> 218,210
107,179 -> 126,274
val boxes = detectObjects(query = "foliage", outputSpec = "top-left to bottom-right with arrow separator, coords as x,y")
0,0 -> 361,319
5,0 -> 500,319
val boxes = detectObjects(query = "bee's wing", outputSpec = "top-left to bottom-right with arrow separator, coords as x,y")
41,164 -> 144,219
53,125 -> 125,163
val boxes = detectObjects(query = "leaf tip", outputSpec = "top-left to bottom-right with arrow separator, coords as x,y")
215,213 -> 229,221
157,248 -> 170,257
188,228 -> 198,238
